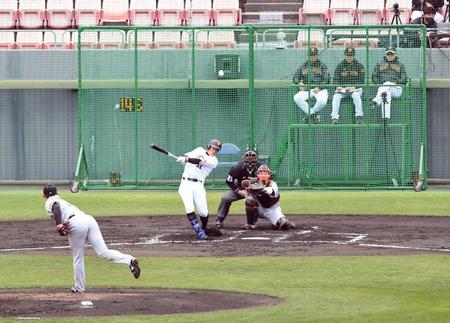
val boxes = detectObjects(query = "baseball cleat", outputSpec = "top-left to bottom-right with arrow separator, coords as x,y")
71,287 -> 84,293
241,223 -> 257,230
129,258 -> 141,279
215,222 -> 224,229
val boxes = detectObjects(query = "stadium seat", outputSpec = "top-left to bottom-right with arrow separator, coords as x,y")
0,0 -> 18,29
329,0 -> 357,25
44,29 -> 72,48
99,30 -> 127,48
71,30 -> 100,48
74,0 -> 101,27
18,0 -> 46,29
156,0 -> 186,26
127,30 -> 154,48
0,31 -> 16,49
101,0 -> 130,25
186,0 -> 212,26
153,31 -> 184,48
212,0 -> 241,26
204,30 -> 236,48
299,0 -> 330,25
129,0 -> 156,26
16,31 -> 45,49
46,0 -> 74,29
293,30 -> 325,48
385,0 -> 411,24
355,0 -> 385,25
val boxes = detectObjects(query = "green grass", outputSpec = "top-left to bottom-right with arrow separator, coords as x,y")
1,187 -> 450,322
1,255 -> 450,322
1,187 -> 450,221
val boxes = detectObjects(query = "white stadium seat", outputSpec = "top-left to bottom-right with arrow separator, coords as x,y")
213,0 -> 241,26
101,0 -> 130,25
157,0 -> 185,26
74,0 -> 101,27
18,0 -> 46,29
0,0 -> 18,29
299,0 -> 330,25
329,0 -> 357,25
186,0 -> 212,26
46,0 -> 74,29
129,0 -> 156,26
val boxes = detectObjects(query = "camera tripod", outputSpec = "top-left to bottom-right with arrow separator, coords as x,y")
391,5 -> 402,24
370,92 -> 401,186
444,0 -> 450,22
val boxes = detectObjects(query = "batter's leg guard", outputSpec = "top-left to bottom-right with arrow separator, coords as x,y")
200,214 -> 209,231
186,212 -> 207,240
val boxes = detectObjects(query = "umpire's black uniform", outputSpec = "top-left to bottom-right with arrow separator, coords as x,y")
215,160 -> 261,227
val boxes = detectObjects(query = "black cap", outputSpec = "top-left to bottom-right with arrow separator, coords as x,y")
385,46 -> 396,55
43,184 -> 57,198
309,47 -> 318,56
344,47 -> 355,56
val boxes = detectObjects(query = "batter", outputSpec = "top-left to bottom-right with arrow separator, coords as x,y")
177,139 -> 221,240
43,184 -> 140,293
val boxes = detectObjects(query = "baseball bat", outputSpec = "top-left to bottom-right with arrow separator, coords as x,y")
149,144 -> 178,159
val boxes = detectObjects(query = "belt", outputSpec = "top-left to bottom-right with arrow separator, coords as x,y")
182,177 -> 203,183
69,214 -> 75,219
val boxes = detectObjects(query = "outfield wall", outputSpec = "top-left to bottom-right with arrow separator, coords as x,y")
0,49 -> 448,181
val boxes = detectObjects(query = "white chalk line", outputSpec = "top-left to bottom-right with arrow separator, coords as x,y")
1,227 -> 449,253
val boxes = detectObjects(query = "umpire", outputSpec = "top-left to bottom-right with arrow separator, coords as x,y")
215,150 -> 261,228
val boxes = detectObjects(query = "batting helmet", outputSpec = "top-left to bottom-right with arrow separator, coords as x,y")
43,184 -> 58,198
207,139 -> 222,151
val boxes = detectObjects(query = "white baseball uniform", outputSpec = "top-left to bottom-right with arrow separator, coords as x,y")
255,181 -> 285,226
178,147 -> 218,217
45,195 -> 134,292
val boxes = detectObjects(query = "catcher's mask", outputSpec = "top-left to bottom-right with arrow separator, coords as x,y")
43,184 -> 57,198
256,165 -> 271,185
207,139 -> 222,151
243,150 -> 258,173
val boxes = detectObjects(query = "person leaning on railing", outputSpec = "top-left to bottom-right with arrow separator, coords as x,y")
369,46 -> 408,123
292,47 -> 330,124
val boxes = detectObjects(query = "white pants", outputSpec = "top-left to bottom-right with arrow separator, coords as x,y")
372,82 -> 402,119
178,179 -> 208,217
293,89 -> 329,115
331,89 -> 363,120
257,203 -> 284,226
68,213 -> 133,292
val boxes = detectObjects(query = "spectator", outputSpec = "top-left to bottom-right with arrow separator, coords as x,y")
411,5 -> 438,27
292,47 -> 330,124
330,47 -> 365,125
369,46 -> 407,123
411,0 -> 444,23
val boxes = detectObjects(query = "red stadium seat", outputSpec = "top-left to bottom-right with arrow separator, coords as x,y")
299,0 -> 330,25
74,0 -> 101,27
0,31 -> 16,49
329,0 -> 357,25
0,0 -> 18,29
101,0 -> 130,25
16,31 -> 45,49
355,0 -> 385,25
129,0 -> 156,26
212,0 -> 241,26
18,0 -> 46,29
186,0 -> 212,26
46,0 -> 74,29
156,0 -> 185,26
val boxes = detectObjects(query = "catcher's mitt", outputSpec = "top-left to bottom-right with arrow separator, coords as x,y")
247,182 -> 266,195
56,223 -> 70,236
204,227 -> 223,237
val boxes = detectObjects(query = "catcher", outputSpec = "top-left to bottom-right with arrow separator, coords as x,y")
43,184 -> 141,293
241,165 -> 295,230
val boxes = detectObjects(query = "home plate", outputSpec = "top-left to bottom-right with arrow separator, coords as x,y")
242,237 -> 271,241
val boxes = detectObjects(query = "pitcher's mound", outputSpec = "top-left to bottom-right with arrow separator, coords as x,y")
0,288 -> 282,318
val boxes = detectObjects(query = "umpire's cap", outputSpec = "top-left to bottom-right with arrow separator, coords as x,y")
43,184 -> 57,198
208,139 -> 222,151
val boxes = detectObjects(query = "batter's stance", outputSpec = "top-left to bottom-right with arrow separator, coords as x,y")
177,139 -> 221,240
43,184 -> 141,293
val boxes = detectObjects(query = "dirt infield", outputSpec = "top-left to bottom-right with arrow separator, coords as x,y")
1,214 -> 450,317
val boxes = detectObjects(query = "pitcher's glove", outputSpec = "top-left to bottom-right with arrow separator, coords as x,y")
56,223 -> 70,236
204,227 -> 223,237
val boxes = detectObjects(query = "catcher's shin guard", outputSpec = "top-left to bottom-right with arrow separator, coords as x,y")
245,207 -> 258,226
276,217 -> 295,230
186,212 -> 207,239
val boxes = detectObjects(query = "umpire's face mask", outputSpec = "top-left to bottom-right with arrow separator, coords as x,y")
244,162 -> 258,175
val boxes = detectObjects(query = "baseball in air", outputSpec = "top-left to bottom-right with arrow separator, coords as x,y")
218,70 -> 224,77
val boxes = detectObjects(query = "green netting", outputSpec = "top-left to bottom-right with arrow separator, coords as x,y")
76,25 -> 427,190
